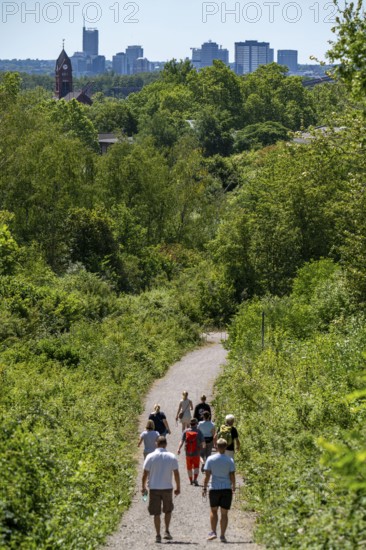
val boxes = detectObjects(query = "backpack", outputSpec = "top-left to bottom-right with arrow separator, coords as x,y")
185,430 -> 199,454
219,424 -> 233,447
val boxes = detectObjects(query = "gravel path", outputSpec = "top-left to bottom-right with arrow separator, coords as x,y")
103,333 -> 262,549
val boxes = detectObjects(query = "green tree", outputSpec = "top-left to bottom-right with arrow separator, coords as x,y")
326,0 -> 366,102
233,121 -> 290,152
160,59 -> 194,84
87,96 -> 137,134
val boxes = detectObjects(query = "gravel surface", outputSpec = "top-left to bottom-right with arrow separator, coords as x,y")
103,333 -> 262,549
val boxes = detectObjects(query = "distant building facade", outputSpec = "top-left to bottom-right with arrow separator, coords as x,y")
126,45 -> 144,74
112,52 -> 128,74
190,40 -> 229,69
55,46 -> 92,105
134,57 -> 151,73
277,50 -> 298,72
83,26 -> 98,56
235,40 -> 272,74
55,48 -> 73,99
70,27 -> 105,75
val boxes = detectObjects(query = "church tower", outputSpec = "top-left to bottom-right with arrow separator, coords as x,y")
55,45 -> 73,99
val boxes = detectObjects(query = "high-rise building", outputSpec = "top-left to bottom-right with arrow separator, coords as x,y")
134,57 -> 151,73
277,50 -> 298,72
112,52 -> 128,74
91,55 -> 105,74
235,40 -> 271,74
83,26 -> 98,56
126,45 -> 143,74
190,48 -> 201,70
70,51 -> 88,76
191,41 -> 229,69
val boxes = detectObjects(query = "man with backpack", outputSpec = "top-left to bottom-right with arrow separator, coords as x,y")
218,414 -> 240,459
177,417 -> 205,486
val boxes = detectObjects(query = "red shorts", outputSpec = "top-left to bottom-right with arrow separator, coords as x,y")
186,455 -> 200,470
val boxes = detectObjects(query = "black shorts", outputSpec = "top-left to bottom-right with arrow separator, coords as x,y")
209,489 -> 233,510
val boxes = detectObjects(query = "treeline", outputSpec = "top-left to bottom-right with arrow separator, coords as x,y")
0,3 -> 365,545
213,2 -> 366,547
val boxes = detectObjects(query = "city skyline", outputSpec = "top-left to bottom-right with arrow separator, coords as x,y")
0,1 -> 338,64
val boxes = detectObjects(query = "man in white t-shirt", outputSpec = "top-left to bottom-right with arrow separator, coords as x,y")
202,438 -> 235,543
142,435 -> 180,543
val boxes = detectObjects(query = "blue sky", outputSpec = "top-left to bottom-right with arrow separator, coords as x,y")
0,0 -> 341,63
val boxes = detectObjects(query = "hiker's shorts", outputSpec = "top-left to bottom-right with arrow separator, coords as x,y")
186,455 -> 200,470
209,489 -> 233,510
148,489 -> 174,516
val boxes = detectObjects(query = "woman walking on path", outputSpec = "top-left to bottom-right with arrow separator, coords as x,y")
198,411 -> 216,472
148,404 -> 171,436
138,420 -> 160,458
175,390 -> 193,431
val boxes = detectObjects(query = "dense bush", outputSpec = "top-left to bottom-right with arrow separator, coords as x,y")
0,264 -> 199,548
214,260 -> 366,547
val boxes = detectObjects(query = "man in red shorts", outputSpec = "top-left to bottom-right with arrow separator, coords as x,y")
177,417 -> 205,486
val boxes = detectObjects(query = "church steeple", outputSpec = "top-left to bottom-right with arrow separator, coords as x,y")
55,45 -> 73,99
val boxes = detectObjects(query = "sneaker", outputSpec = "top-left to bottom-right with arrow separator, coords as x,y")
220,535 -> 227,543
193,479 -> 199,486
207,531 -> 217,540
164,531 -> 173,540
156,534 -> 162,543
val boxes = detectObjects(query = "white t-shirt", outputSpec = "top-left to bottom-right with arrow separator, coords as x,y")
143,447 -> 179,490
198,420 -> 215,438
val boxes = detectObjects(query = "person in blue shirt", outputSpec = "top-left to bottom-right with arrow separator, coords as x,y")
202,438 -> 236,543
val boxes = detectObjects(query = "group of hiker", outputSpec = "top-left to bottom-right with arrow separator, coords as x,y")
139,391 -> 240,543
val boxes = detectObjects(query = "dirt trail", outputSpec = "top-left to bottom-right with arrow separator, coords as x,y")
103,333 -> 262,549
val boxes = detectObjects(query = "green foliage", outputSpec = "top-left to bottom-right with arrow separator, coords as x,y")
241,64 -> 317,130
160,59 -> 194,85
0,222 -> 19,275
41,98 -> 99,151
87,96 -> 137,134
327,0 -> 366,103
0,72 -> 21,110
214,260 -> 366,548
233,121 -> 290,152
0,266 -> 199,548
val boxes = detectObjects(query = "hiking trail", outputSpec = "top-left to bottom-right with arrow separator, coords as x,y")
103,333 -> 262,549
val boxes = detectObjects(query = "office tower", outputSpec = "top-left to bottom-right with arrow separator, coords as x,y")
277,50 -> 298,72
235,40 -> 271,74
70,52 -> 88,76
190,48 -> 202,70
191,41 -> 229,69
55,48 -> 73,99
134,57 -> 151,73
91,55 -> 105,74
217,45 -> 229,65
83,26 -> 98,56
200,40 -> 229,67
112,52 -> 128,74
126,45 -> 143,74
